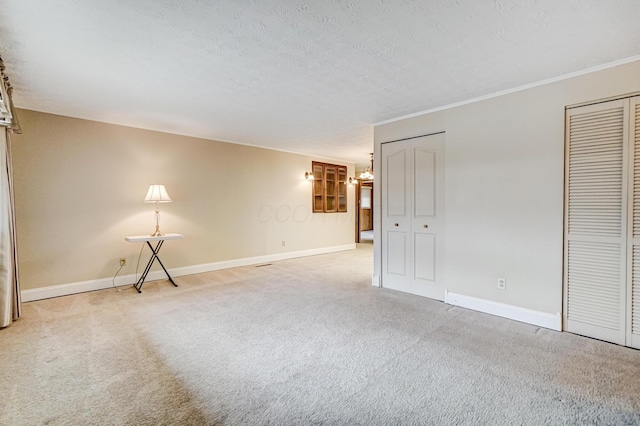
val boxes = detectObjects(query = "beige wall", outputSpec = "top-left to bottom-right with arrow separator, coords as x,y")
11,110 -> 355,290
374,60 -> 640,316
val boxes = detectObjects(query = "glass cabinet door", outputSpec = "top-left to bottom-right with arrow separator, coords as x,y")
312,163 -> 324,212
325,165 -> 337,212
337,166 -> 347,212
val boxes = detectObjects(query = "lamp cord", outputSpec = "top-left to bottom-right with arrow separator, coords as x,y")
112,242 -> 145,292
111,264 -> 125,292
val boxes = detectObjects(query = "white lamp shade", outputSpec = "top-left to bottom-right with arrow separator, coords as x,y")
144,184 -> 172,203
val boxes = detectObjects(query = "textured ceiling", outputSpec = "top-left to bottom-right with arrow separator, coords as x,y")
1,0 -> 640,168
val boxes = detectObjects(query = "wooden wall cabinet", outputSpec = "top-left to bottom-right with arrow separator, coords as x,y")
312,161 -> 347,213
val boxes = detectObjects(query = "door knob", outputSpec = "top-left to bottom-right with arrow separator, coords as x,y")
394,223 -> 399,227
423,224 -> 429,228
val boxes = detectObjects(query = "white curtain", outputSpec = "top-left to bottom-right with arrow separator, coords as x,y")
0,128 -> 20,328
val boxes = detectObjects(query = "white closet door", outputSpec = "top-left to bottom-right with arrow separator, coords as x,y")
628,96 -> 640,349
411,137 -> 445,299
381,133 -> 445,300
381,143 -> 411,293
564,99 -> 628,345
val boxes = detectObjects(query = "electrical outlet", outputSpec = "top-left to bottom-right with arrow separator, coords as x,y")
497,277 -> 506,290
281,240 -> 286,247
120,258 -> 126,267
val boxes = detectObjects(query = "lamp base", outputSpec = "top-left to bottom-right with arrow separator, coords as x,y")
150,225 -> 164,237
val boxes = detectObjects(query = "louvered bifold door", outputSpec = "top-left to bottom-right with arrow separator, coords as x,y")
564,99 -> 629,345
628,96 -> 640,349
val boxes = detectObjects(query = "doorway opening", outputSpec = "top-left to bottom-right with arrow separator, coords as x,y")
355,180 -> 373,244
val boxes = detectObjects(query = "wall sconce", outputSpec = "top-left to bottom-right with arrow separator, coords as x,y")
348,177 -> 358,185
305,171 -> 315,180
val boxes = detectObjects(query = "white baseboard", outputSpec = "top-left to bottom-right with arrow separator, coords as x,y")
21,244 -> 356,302
444,290 -> 562,331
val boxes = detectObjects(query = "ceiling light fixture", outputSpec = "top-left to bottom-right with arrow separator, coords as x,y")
359,153 -> 374,181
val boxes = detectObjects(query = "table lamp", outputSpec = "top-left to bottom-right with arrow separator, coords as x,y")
144,184 -> 172,236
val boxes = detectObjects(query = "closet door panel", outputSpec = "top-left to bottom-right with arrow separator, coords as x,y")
414,234 -> 436,282
414,149 -> 436,217
387,232 -> 407,277
628,97 -> 640,349
564,99 -> 628,345
387,150 -> 407,217
630,246 -> 640,348
381,146 -> 411,293
410,138 -> 445,300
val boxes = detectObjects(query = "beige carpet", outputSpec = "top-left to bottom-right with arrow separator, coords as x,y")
2,242 -> 640,425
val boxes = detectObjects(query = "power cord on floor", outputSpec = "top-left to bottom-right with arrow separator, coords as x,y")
111,263 -> 126,292
112,242 -> 145,292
